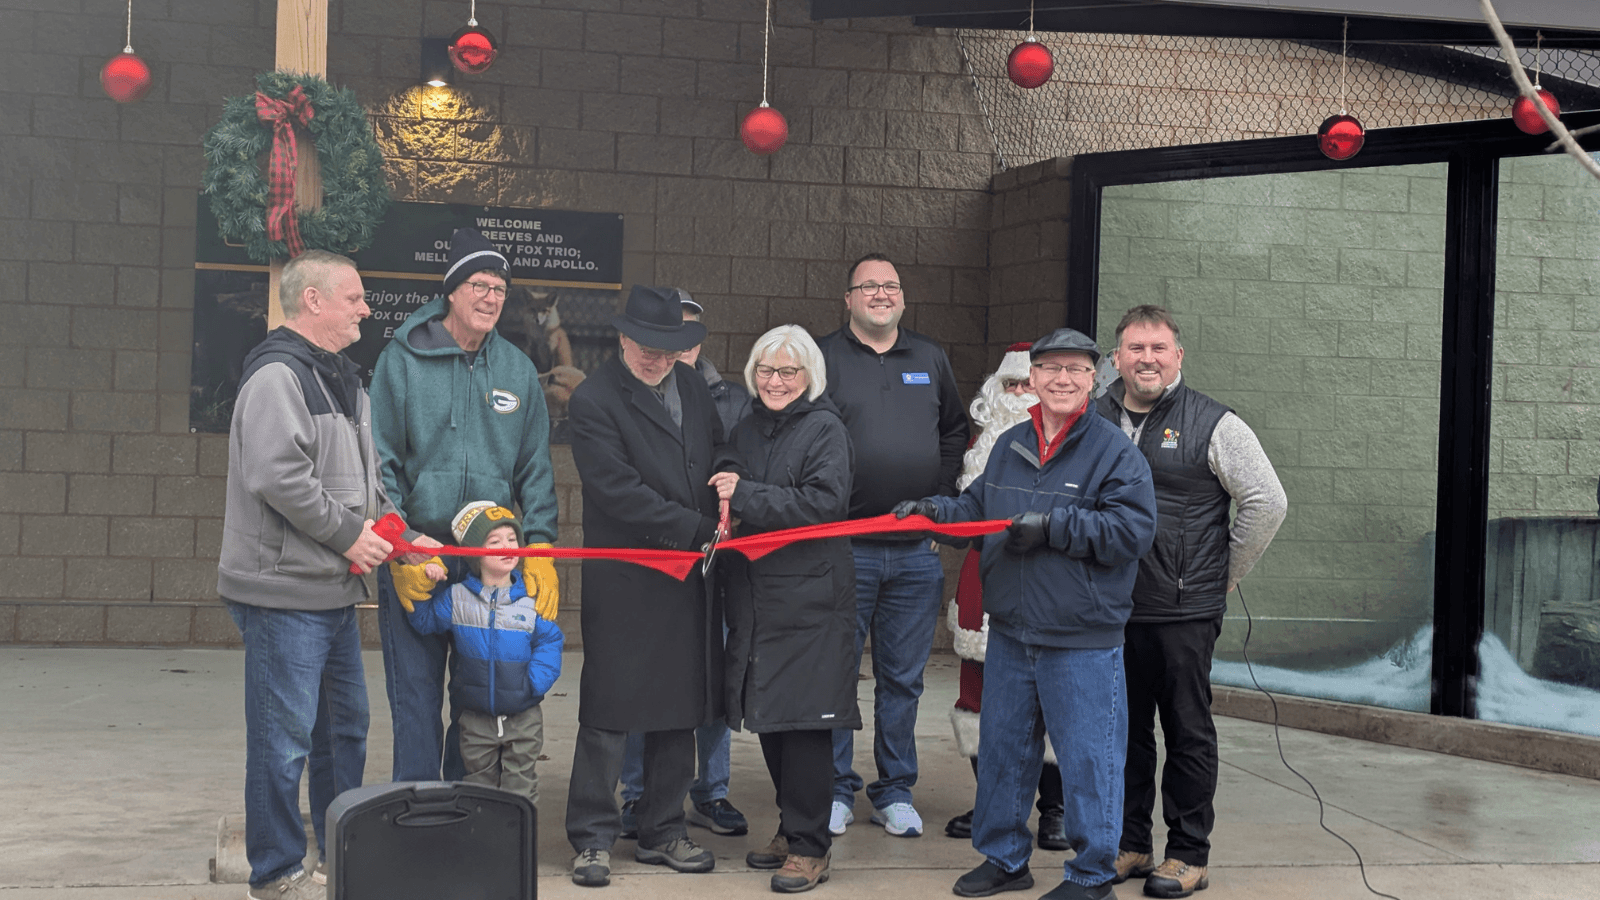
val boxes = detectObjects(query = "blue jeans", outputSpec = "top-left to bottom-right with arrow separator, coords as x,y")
620,722 -> 731,804
832,539 -> 945,808
972,630 -> 1126,887
376,562 -> 464,782
227,601 -> 368,888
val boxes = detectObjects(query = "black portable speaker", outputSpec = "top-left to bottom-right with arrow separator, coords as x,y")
325,781 -> 536,900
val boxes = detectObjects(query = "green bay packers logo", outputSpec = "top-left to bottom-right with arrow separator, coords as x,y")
487,389 -> 521,413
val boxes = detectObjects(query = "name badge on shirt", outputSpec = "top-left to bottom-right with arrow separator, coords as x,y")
902,372 -> 931,385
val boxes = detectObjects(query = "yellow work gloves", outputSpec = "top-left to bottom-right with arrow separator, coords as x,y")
521,546 -> 560,621
389,556 -> 444,614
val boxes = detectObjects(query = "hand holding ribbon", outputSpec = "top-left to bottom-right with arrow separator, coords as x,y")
355,512 -> 1012,581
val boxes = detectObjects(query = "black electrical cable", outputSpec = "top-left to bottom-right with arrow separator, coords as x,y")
1234,583 -> 1402,900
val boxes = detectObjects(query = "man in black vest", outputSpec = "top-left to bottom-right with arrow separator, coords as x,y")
1095,306 -> 1287,900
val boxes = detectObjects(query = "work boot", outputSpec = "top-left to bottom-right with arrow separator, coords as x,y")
770,853 -> 830,893
1112,850 -> 1154,884
747,832 -> 789,870
1142,859 -> 1207,898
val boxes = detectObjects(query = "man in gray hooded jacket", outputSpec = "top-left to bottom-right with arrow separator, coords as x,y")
218,250 -> 434,900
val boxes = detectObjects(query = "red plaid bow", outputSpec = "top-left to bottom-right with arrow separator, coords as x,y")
254,86 -> 315,258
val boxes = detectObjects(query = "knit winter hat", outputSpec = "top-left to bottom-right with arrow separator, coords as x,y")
442,228 -> 510,296
450,500 -> 522,548
996,341 -> 1032,383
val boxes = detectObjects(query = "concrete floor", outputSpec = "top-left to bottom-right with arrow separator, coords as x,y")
2,646 -> 1598,900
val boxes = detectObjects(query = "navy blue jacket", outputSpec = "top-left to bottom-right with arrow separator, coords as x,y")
928,408 -> 1157,649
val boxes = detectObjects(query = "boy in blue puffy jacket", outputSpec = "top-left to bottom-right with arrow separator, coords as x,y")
405,501 -> 564,806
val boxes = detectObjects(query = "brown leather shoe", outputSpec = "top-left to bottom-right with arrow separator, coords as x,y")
1142,858 -> 1208,898
1112,850 -> 1154,884
747,833 -> 789,870
771,853 -> 830,893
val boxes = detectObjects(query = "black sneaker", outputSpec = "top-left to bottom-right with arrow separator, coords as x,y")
1037,809 -> 1070,851
619,799 -> 639,840
953,861 -> 1034,897
946,809 -> 974,839
687,797 -> 749,835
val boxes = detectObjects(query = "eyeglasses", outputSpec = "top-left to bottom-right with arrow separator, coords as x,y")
462,280 -> 507,299
1032,363 -> 1095,378
1001,379 -> 1029,391
754,365 -> 805,381
848,281 -> 901,296
636,346 -> 686,362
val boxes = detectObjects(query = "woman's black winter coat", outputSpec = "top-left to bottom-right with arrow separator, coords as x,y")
719,393 -> 862,734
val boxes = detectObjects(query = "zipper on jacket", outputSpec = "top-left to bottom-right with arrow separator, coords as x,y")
486,598 -> 497,715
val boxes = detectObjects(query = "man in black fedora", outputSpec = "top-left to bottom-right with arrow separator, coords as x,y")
564,284 -> 729,887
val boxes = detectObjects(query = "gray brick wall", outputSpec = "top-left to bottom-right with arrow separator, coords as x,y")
1,0 -> 997,646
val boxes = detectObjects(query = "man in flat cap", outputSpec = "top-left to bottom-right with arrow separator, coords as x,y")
896,329 -> 1157,900
564,285 -> 728,887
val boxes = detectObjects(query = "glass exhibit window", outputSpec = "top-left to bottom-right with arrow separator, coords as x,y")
1097,164 -> 1449,712
1481,152 -> 1600,737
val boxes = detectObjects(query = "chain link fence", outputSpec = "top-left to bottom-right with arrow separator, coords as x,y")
957,30 -> 1600,170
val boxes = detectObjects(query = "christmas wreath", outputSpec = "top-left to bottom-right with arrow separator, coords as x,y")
202,71 -> 389,263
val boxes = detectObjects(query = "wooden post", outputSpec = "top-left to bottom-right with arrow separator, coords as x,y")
266,0 -> 329,331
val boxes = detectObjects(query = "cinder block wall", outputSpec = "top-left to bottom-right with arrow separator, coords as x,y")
1490,154 -> 1600,517
0,0 -> 996,646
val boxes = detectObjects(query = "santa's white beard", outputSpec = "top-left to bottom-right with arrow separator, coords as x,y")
959,379 -> 1037,491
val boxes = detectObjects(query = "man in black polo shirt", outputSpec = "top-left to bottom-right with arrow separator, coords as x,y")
817,252 -> 969,839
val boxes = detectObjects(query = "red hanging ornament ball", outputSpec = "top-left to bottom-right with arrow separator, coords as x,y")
100,50 -> 152,103
1511,88 -> 1560,134
449,24 -> 498,74
741,104 -> 788,156
1006,39 -> 1054,89
1317,113 -> 1365,161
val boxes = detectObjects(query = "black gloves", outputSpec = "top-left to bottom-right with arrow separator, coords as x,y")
1005,511 -> 1051,554
891,499 -> 939,521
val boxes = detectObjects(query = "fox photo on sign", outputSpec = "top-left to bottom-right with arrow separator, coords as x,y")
190,200 -> 624,441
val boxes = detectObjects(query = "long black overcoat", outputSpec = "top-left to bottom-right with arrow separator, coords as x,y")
568,356 -> 724,732
719,395 -> 861,734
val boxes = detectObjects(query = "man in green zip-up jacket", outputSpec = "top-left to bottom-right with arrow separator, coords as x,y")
369,228 -> 560,783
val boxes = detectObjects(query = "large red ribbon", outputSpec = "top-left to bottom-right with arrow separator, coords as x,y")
360,513 -> 1011,581
254,86 -> 315,258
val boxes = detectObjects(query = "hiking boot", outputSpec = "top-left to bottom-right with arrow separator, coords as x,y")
688,797 -> 749,835
1142,859 -> 1207,898
636,835 -> 715,873
571,848 -> 611,887
869,801 -> 923,837
953,860 -> 1034,897
619,799 -> 639,840
246,868 -> 322,900
1112,850 -> 1155,884
945,809 -> 973,838
771,853 -> 830,893
747,832 -> 789,869
1037,809 -> 1069,851
828,801 -> 853,835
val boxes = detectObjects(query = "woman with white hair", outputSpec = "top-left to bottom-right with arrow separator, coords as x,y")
708,325 -> 860,893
